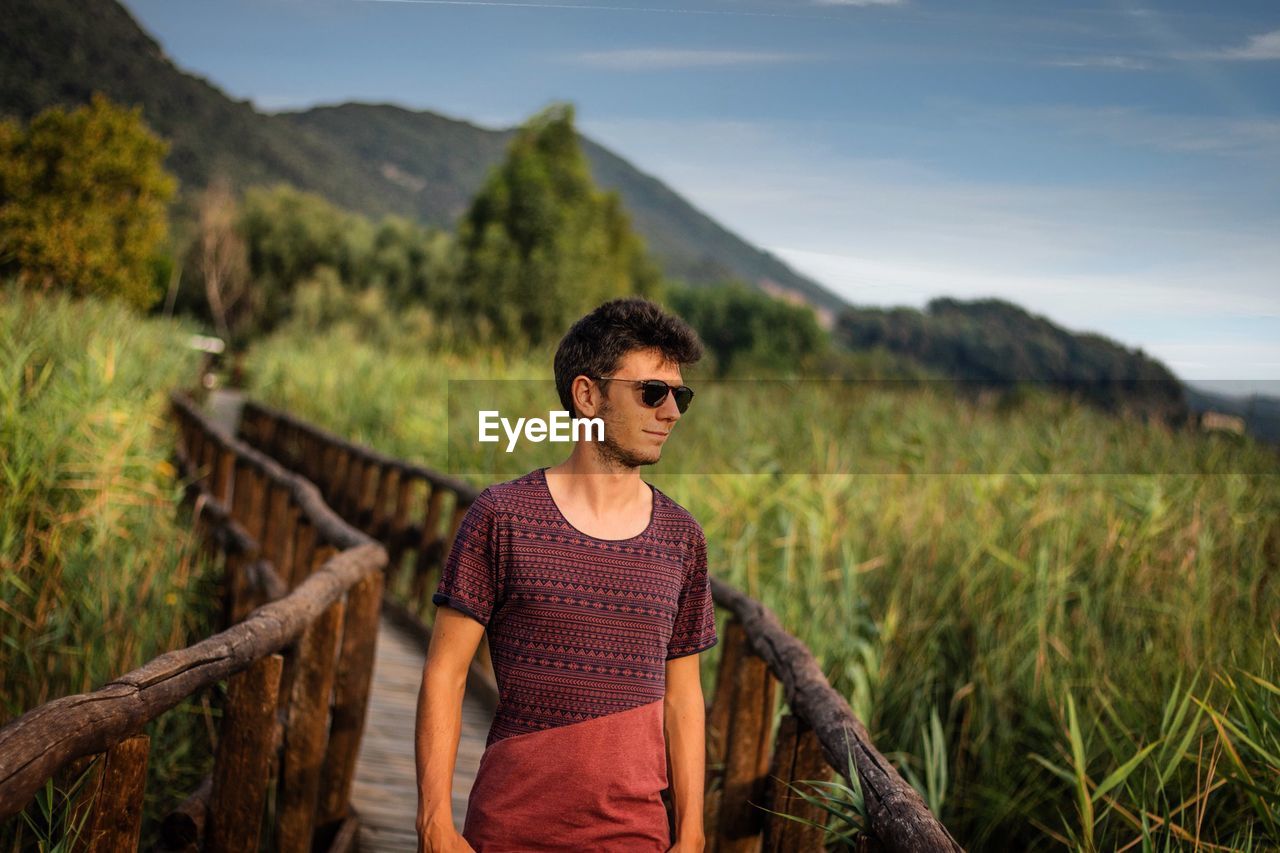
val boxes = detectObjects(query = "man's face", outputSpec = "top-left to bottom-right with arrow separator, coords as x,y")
584,347 -> 685,470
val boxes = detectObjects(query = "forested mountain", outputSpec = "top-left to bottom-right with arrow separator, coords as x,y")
837,297 -> 1191,422
0,0 -> 847,316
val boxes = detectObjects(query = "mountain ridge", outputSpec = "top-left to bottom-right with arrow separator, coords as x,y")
0,0 -> 848,319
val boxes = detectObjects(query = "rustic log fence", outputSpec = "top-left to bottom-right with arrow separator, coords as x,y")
0,391 -> 386,852
235,398 -> 964,852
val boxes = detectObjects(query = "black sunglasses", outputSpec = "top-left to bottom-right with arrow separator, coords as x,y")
591,375 -> 694,413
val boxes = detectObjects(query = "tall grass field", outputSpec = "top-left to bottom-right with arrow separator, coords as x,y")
0,286 -> 221,849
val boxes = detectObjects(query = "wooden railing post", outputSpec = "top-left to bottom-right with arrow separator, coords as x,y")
275,503 -> 301,593
701,614 -> 778,850
411,486 -> 446,603
355,458 -> 377,528
289,517 -> 318,591
714,619 -> 779,853
207,653 -> 284,853
276,598 -> 345,853
317,567 -> 385,826
263,482 -> 290,569
70,734 -> 150,853
386,472 -> 417,586
760,714 -> 834,852
226,459 -> 254,622
705,618 -> 747,847
212,441 -> 235,505
370,464 -> 396,539
328,448 -> 351,511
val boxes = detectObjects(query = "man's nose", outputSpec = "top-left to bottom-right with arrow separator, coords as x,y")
657,391 -> 681,420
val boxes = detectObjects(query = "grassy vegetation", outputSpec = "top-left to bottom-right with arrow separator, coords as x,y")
0,286 -> 222,848
245,308 -> 1280,851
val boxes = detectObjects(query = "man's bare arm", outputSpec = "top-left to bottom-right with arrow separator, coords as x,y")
664,653 -> 708,851
416,606 -> 486,852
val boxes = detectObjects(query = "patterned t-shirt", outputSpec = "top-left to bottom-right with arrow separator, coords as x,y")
431,466 -> 718,852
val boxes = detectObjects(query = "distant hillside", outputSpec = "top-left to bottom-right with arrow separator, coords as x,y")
836,297 -> 1191,423
0,0 -> 847,318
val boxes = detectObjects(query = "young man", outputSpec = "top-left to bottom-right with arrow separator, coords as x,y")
415,297 -> 718,852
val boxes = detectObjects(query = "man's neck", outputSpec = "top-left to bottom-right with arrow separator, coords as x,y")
545,450 -> 649,518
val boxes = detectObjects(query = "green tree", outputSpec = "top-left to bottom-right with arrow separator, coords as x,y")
454,102 -> 662,347
670,280 -> 829,377
0,92 -> 177,311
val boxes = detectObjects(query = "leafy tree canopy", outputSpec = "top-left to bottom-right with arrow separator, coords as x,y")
454,102 -> 663,347
0,92 -> 176,311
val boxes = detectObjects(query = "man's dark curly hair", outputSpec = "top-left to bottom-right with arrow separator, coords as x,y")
554,297 -> 704,418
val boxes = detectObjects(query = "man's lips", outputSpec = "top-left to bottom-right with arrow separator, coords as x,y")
644,430 -> 669,437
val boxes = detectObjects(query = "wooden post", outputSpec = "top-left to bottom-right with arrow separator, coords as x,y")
317,568 -> 385,825
242,465 -> 268,545
289,518 -> 318,591
760,714 -> 834,852
442,496 -> 467,560
328,449 -> 351,510
189,427 -> 207,485
226,460 -> 255,623
275,503 -> 301,593
275,599 -> 346,853
705,618 -> 748,850
263,483 -> 290,568
236,406 -> 256,445
258,408 -> 279,456
386,473 -> 417,589
355,459 -> 377,528
91,735 -> 150,851
213,443 -> 235,505
716,622 -> 779,853
207,653 -> 284,853
370,465 -> 397,539
304,431 -> 323,486
69,734 -> 150,853
337,455 -> 358,517
411,487 -> 446,603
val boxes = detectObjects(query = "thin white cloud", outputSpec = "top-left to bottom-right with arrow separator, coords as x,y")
354,0 -> 836,18
940,101 -> 1280,161
1183,28 -> 1280,61
566,49 -> 815,70
1043,55 -> 1151,71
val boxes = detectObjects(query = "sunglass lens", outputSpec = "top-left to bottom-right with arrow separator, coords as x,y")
673,386 -> 693,413
641,381 -> 668,407
639,381 -> 694,412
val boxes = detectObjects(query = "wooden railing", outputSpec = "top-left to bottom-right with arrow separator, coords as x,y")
0,391 -> 387,851
237,398 -> 964,852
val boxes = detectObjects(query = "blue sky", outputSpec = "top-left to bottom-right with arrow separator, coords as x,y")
121,0 -> 1280,395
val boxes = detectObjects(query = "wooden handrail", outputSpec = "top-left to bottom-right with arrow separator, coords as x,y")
710,578 -> 963,852
234,395 -> 964,852
0,391 -> 388,853
239,398 -> 481,502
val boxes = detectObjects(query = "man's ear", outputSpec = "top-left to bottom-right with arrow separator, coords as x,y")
572,374 -> 599,419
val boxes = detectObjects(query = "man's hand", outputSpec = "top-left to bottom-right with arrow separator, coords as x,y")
665,834 -> 706,852
417,815 -> 476,853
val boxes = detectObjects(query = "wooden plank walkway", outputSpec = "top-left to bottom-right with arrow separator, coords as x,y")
349,615 -> 495,852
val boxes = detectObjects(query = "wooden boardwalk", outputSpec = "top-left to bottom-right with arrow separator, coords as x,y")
350,616 -> 495,851
206,389 -> 495,852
